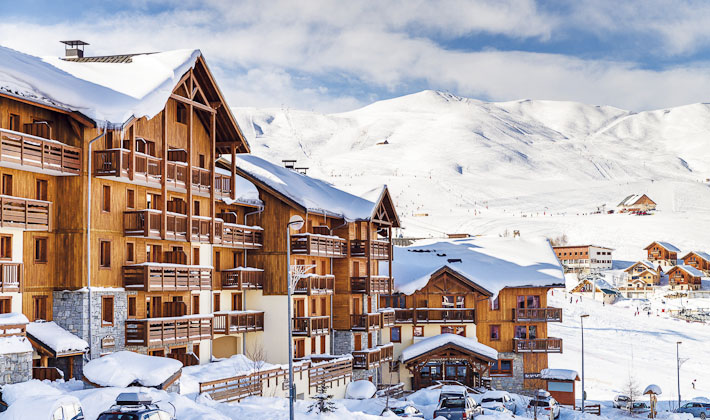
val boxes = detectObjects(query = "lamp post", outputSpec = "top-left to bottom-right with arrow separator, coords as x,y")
286,215 -> 304,420
677,341 -> 682,409
581,314 -> 589,412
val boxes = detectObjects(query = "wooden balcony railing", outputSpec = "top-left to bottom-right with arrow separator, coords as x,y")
513,307 -> 563,323
123,210 -> 188,241
351,313 -> 381,331
393,308 -> 475,324
350,239 -> 390,260
513,337 -> 563,353
125,315 -> 213,347
191,216 -> 216,243
380,342 -> 394,362
0,321 -> 26,338
94,149 -> 162,184
221,269 -> 264,289
213,311 -> 265,335
352,344 -> 393,370
0,128 -> 81,175
214,173 -> 232,198
0,196 -> 51,231
123,264 -> 211,292
380,310 -> 395,328
169,352 -> 200,367
350,275 -> 392,294
32,367 -> 63,381
192,167 -> 211,194
165,160 -> 189,190
0,262 -> 22,293
290,234 -> 347,258
294,275 -> 334,295
293,316 -> 330,336
221,223 -> 263,249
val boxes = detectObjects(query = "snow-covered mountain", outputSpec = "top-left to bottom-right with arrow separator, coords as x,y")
233,90 -> 710,259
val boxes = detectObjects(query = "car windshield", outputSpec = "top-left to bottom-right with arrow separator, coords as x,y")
97,414 -> 140,420
391,407 -> 406,414
482,398 -> 502,403
530,400 -> 550,406
441,399 -> 466,408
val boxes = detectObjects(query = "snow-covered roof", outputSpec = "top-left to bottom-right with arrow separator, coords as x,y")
682,251 -> 710,262
618,194 -> 654,207
83,351 -> 182,388
0,336 -> 32,355
0,312 -> 28,326
574,276 -> 617,293
386,236 -> 565,297
625,260 -> 657,272
229,154 -> 382,221
672,265 -> 705,278
644,384 -> 662,395
401,333 -> 497,362
26,321 -> 88,356
214,167 -> 262,206
540,368 -> 580,381
0,45 -> 201,127
646,241 -> 680,253
0,380 -> 63,405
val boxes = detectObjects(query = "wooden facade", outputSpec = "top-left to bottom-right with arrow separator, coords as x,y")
681,252 -> 710,274
667,266 -> 702,290
645,241 -> 679,265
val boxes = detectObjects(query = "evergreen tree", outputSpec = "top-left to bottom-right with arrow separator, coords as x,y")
308,383 -> 337,414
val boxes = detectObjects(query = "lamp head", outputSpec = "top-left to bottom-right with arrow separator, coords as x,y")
580,314 -> 590,318
288,215 -> 305,231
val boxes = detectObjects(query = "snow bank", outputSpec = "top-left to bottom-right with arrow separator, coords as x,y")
1,380 -> 63,405
345,380 -> 377,399
26,321 -> 88,355
387,236 -> 564,297
401,333 -> 497,362
83,351 -> 182,387
180,354 -> 275,395
1,394 -> 82,420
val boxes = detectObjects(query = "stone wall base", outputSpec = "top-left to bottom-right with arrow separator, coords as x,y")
0,351 -> 32,385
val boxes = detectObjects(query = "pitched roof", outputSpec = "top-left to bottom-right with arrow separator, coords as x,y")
645,241 -> 680,253
401,333 -> 497,363
624,260 -> 657,273
671,265 -> 705,277
26,321 -> 88,357
540,368 -> 580,381
618,193 -> 656,207
681,251 -> 710,262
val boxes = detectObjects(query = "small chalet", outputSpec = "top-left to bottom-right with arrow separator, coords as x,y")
617,194 -> 656,212
540,368 -> 580,408
681,251 -> 710,275
667,265 -> 704,291
623,261 -> 660,285
570,277 -> 619,304
644,241 -> 680,267
26,321 -> 88,381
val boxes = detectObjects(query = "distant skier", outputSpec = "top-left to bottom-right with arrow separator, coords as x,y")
693,379 -> 697,389
570,296 -> 573,304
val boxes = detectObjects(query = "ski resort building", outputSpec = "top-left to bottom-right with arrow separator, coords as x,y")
569,277 -> 620,304
552,245 -> 613,273
645,241 -> 680,267
382,237 -> 565,393
681,251 -> 710,275
617,194 -> 656,212
620,261 -> 661,297
667,265 -> 703,291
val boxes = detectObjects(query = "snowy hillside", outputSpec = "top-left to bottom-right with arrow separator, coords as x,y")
233,91 -> 710,259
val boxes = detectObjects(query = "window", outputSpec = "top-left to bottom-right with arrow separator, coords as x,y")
126,242 -> 135,262
2,174 -> 12,196
232,293 -> 242,311
295,339 -> 305,358
320,335 -> 326,354
126,189 -> 135,209
33,295 -> 48,320
199,154 -> 205,169
516,295 -> 541,309
490,296 -> 499,311
100,241 -> 111,268
413,326 -> 423,337
0,235 -> 11,260
34,237 -> 48,263
36,179 -> 48,201
0,297 -> 11,314
128,296 -> 137,318
390,326 -> 401,343
192,295 -> 200,314
442,326 -> 466,336
215,251 -> 221,271
193,248 -> 200,265
104,131 -> 114,149
9,114 -> 19,131
176,102 -> 187,124
102,185 -> 111,212
101,296 -> 114,326
193,200 -> 200,216
514,325 -> 537,339
490,359 -> 513,376
213,294 -> 221,312
311,337 -> 317,354
442,295 -> 465,308
490,325 -> 501,341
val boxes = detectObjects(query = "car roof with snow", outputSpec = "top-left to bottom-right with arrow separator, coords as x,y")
2,394 -> 81,420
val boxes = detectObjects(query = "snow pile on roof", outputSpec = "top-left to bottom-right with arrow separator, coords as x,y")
181,354 -> 275,395
0,45 -> 200,127
26,321 -> 88,355
83,351 -> 182,387
401,333 -> 497,362
230,154 -> 379,221
540,369 -> 579,381
2,394 -> 81,420
684,251 -> 710,261
0,312 -> 28,326
674,265 -> 705,277
0,312 -> 31,354
215,167 -> 262,206
644,384 -> 662,395
345,380 -> 377,399
387,236 -> 565,296
618,194 -> 645,207
651,241 -> 681,253
626,260 -> 658,271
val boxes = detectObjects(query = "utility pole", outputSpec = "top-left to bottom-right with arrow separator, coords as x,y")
581,314 -> 589,412
677,341 -> 682,409
286,215 -> 304,420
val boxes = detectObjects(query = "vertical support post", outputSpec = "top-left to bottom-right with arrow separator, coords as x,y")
130,124 -> 135,181
231,144 -> 236,200
210,111 -> 216,243
187,101 -> 193,241
287,224 -> 295,420
388,225 -> 393,296
161,108 -> 168,240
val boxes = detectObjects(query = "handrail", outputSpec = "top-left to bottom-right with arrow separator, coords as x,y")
0,128 -> 81,175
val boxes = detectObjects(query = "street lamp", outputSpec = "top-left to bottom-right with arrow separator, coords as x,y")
581,314 -> 590,413
286,215 -> 304,420
677,341 -> 682,409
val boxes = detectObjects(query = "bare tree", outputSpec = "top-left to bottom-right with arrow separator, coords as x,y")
548,234 -> 569,247
625,373 -> 641,413
245,343 -> 268,375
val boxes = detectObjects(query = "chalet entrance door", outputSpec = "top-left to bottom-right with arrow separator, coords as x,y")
444,362 -> 468,385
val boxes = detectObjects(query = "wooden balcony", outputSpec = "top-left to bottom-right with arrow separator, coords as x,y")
220,223 -> 263,249
393,308 -> 475,324
294,275 -> 334,295
514,337 -> 563,353
293,316 -> 330,336
350,275 -> 392,294
123,264 -> 211,292
380,310 -> 395,328
0,128 -> 81,175
213,311 -> 265,335
192,167 -> 211,194
513,307 -> 563,323
351,313 -> 381,331
290,234 -> 347,258
221,269 -> 264,289
214,173 -> 233,198
0,196 -> 51,231
125,315 -> 213,347
350,239 -> 390,260
191,216 -> 216,243
0,262 -> 21,293
123,210 -> 188,241
352,343 -> 394,370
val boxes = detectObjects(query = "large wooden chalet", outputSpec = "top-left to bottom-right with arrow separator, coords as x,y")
681,251 -> 710,275
645,241 -> 680,267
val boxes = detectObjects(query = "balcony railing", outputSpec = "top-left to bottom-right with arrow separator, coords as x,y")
214,173 -> 232,198
393,308 -> 475,324
165,160 -> 188,190
123,210 -> 188,241
380,310 -> 395,328
0,196 -> 51,231
351,313 -> 381,331
350,239 -> 390,260
0,128 -> 81,175
514,337 -> 563,353
513,307 -> 563,323
350,275 -> 392,294
221,269 -> 264,289
192,167 -> 211,194
352,343 -> 394,370
191,216 -> 216,243
294,275 -> 334,295
123,264 -> 211,292
125,315 -> 213,347
0,262 -> 21,293
221,223 -> 263,249
293,316 -> 330,336
290,234 -> 347,258
213,311 -> 265,335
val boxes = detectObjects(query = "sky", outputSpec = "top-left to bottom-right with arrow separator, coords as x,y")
2,0 -> 710,113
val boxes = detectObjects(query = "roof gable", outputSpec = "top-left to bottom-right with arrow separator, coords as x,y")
370,186 -> 401,228
644,241 -> 680,253
682,251 -> 710,262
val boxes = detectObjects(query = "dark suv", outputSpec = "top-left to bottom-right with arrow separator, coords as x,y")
97,393 -> 174,420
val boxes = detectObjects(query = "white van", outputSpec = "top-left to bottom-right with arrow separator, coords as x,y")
2,394 -> 84,420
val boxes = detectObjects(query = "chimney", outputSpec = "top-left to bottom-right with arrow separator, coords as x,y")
60,40 -> 89,58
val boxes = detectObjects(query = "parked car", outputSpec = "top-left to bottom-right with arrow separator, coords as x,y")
381,402 -> 425,418
433,397 -> 480,420
96,392 -> 173,420
628,401 -> 650,414
677,402 -> 710,419
613,395 -> 630,409
480,390 -> 517,414
482,404 -> 513,415
528,396 -> 560,419
439,385 -> 469,401
2,394 -> 85,420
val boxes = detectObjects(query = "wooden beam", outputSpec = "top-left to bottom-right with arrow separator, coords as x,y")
169,94 -> 216,114
210,111 -> 216,243
187,101 -> 193,242
231,144 -> 236,201
129,125 -> 135,181
161,108 -> 168,240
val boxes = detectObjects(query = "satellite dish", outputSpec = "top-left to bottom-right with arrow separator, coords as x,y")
288,215 -> 304,231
